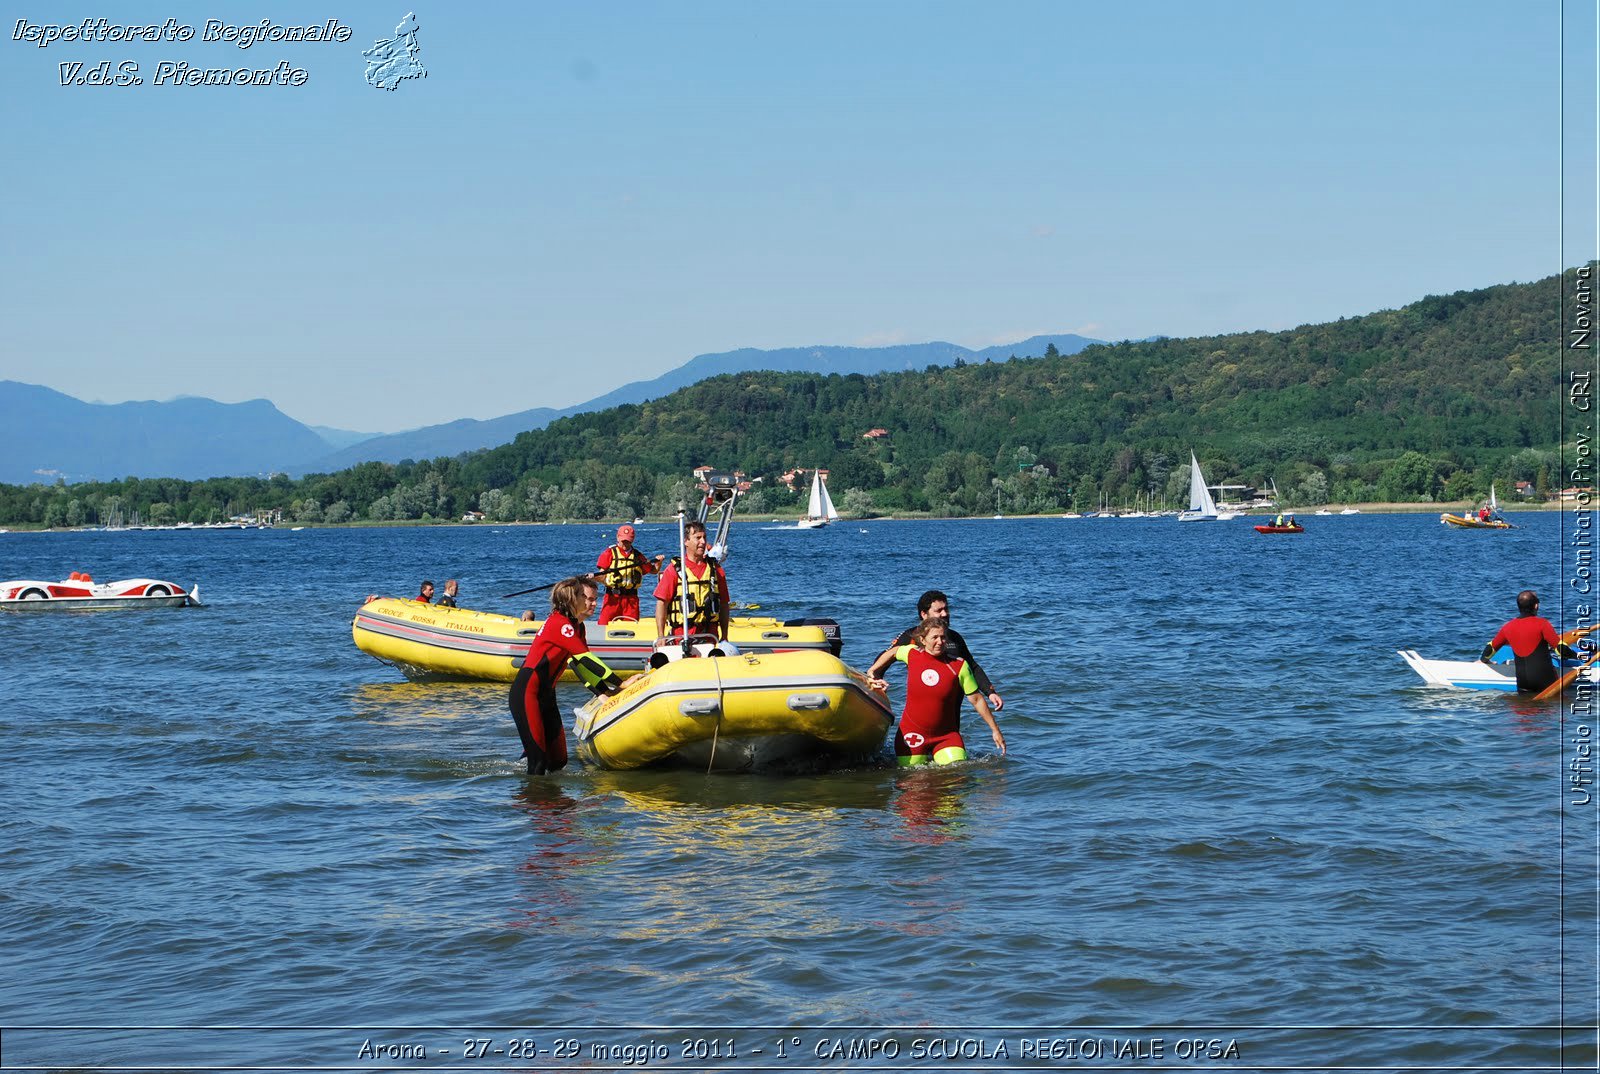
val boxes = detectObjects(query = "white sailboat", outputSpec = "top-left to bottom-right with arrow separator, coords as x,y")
1177,451 -> 1234,522
798,469 -> 840,529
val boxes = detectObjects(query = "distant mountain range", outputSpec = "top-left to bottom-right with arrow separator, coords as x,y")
1,335 -> 1102,483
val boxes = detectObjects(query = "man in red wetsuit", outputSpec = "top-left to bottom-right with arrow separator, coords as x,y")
1481,589 -> 1576,693
596,524 -> 663,625
509,576 -> 621,774
867,620 -> 1005,766
415,580 -> 434,603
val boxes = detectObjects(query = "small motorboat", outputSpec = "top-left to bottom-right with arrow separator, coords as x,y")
572,647 -> 892,771
1253,522 -> 1305,534
1397,649 -> 1598,691
1442,484 -> 1512,528
0,572 -> 200,611
1440,512 -> 1513,529
352,597 -> 842,683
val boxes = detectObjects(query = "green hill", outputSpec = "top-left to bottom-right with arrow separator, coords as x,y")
0,270 -> 1580,527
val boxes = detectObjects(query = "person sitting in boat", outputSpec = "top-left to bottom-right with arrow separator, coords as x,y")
1478,505 -> 1492,522
889,590 -> 1003,711
654,520 -> 730,644
596,524 -> 664,625
1480,589 -> 1578,694
415,579 -> 435,604
509,576 -> 622,775
867,619 -> 1005,766
436,579 -> 459,608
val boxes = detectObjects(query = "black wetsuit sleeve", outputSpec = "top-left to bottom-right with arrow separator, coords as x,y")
948,628 -> 995,695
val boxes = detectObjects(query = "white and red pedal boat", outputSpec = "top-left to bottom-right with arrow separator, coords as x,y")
0,573 -> 201,611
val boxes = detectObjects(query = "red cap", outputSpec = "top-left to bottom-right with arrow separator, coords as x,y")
617,524 -> 635,541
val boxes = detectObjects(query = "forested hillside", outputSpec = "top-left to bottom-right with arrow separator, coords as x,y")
0,270 -> 1577,527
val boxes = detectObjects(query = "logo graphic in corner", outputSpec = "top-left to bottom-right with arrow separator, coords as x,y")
364,12 -> 426,90
920,668 -> 942,687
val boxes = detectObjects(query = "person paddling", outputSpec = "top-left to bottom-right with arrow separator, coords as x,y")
1480,589 -> 1577,694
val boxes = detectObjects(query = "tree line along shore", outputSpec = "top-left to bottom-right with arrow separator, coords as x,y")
0,269 -> 1583,530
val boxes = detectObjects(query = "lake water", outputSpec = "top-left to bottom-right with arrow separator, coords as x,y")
1,514 -> 1595,1071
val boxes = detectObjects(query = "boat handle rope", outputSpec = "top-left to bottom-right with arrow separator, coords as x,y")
707,650 -> 725,774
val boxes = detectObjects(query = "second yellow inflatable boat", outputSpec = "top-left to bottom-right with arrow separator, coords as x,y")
352,597 -> 842,684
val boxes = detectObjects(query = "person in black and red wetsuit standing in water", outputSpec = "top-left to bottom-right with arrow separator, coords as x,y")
1481,589 -> 1577,693
508,576 -> 621,774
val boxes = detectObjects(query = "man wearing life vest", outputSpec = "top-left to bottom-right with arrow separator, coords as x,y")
596,524 -> 664,625
1480,589 -> 1577,693
509,576 -> 621,774
653,520 -> 730,643
890,590 -> 1003,712
867,619 -> 1005,766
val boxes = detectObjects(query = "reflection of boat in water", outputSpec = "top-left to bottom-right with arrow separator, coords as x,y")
573,649 -> 892,771
352,597 -> 842,683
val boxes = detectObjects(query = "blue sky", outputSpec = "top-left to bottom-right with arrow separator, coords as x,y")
1,1 -> 1593,433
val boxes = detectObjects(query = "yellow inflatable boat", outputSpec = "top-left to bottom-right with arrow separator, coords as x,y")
572,650 -> 893,771
351,597 -> 842,684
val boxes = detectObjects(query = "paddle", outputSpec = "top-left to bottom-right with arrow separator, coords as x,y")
501,572 -> 600,600
1534,651 -> 1600,701
1560,623 -> 1600,647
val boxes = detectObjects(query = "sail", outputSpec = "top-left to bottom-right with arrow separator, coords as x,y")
1187,452 -> 1219,515
819,474 -> 839,521
807,470 -> 839,521
1489,484 -> 1499,512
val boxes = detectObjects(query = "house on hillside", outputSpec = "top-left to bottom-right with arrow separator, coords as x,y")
862,428 -> 890,440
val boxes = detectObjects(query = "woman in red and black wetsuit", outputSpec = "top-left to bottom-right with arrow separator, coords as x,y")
867,620 -> 1005,766
1481,589 -> 1577,694
509,577 -> 620,774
